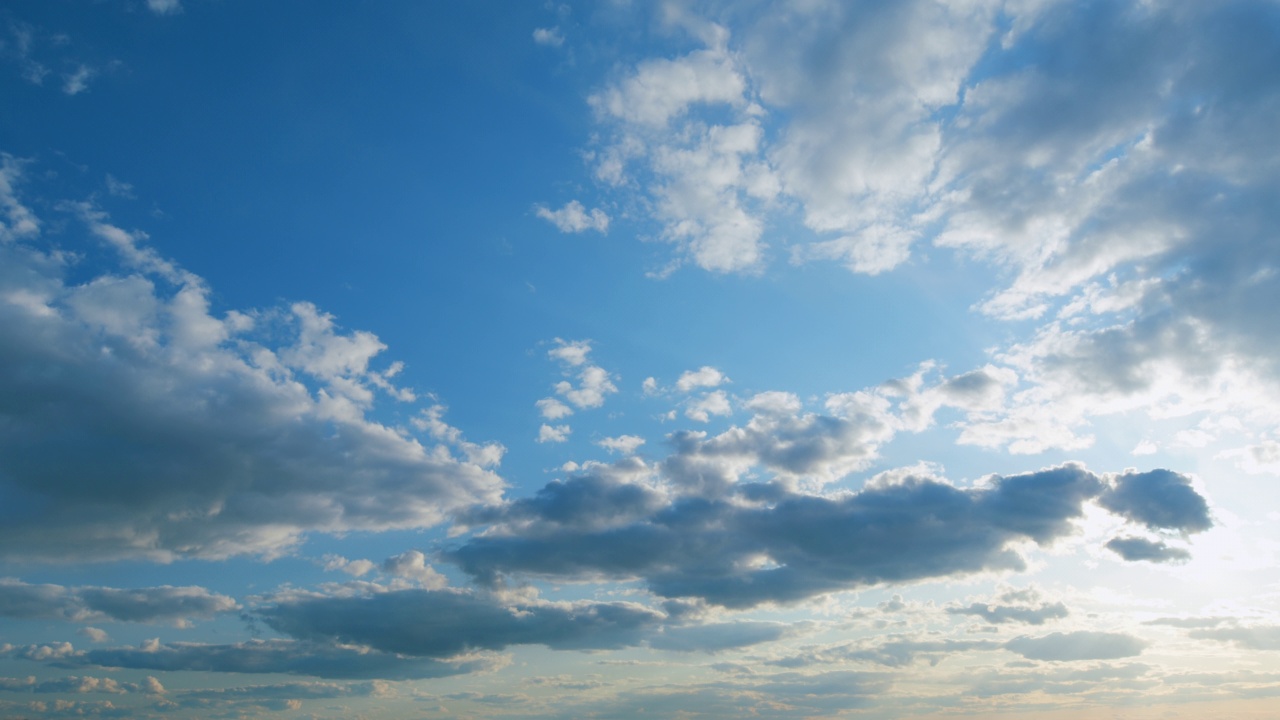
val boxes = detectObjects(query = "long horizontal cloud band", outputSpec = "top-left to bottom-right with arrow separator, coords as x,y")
446,465 -> 1209,608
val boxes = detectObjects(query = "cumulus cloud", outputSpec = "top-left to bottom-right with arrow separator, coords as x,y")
675,366 -> 728,393
447,463 -> 1113,608
0,176 -> 503,561
1097,469 -> 1213,533
1189,625 -> 1280,651
146,0 -> 182,14
537,424 -> 571,443
536,200 -> 609,233
1105,536 -> 1191,563
597,435 -> 645,455
0,579 -> 236,626
685,390 -> 732,422
1004,631 -> 1148,662
381,550 -> 447,589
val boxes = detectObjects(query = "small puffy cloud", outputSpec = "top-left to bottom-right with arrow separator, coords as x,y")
744,391 -> 801,416
548,338 -> 592,367
556,365 -> 618,409
642,376 -> 659,395
1097,469 -> 1212,533
532,27 -> 564,47
1004,631 -> 1147,662
382,550 -> 448,589
597,435 -> 646,455
1104,536 -> 1191,563
77,628 -> 109,644
685,390 -> 732,422
536,200 -> 609,233
676,366 -> 728,393
321,555 -> 376,578
538,424 -> 571,443
536,397 -> 573,420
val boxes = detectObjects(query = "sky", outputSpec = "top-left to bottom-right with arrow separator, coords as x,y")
1,0 -> 1279,717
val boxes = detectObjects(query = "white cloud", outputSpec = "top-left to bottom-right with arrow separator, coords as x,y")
538,424 -> 571,443
597,435 -> 645,455
382,550 -> 447,589
532,27 -> 564,47
0,184 -> 503,562
675,366 -> 728,393
536,397 -> 573,420
536,200 -> 609,233
685,390 -> 732,423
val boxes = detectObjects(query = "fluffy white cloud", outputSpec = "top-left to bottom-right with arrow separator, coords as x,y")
685,390 -> 732,422
532,27 -> 563,48
538,424 -> 571,443
675,366 -> 728,393
536,200 -> 609,233
0,179 -> 503,562
597,435 -> 645,455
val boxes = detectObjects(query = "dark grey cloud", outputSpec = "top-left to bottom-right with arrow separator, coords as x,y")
77,639 -> 492,680
1098,469 -> 1212,533
446,463 -> 1106,608
1104,536 -> 1191,563
1004,631 -> 1147,662
0,198 -> 503,562
0,579 -> 236,625
260,589 -> 665,658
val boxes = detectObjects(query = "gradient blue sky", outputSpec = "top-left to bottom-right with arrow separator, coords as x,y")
2,1 -> 1280,718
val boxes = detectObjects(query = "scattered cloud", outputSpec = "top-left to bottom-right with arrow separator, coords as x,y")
536,200 -> 609,233
0,579 -> 236,626
1105,536 -> 1192,563
1004,631 -> 1148,662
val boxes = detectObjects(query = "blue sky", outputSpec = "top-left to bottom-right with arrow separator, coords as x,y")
2,0 -> 1279,717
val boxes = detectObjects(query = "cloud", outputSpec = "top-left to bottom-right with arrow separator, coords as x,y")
1104,536 -> 1191,563
1097,469 -> 1213,533
536,200 -> 609,233
1189,625 -> 1280,651
675,366 -> 728,393
74,639 -> 495,680
685,390 -> 732,422
597,435 -> 645,455
948,588 -> 1070,626
537,423 -> 571,443
381,550 -> 447,589
260,589 -> 666,658
0,175 -> 503,562
447,463 -> 1110,608
146,0 -> 182,15
648,621 -> 793,653
1004,631 -> 1148,662
61,64 -> 94,95
532,27 -> 564,48
0,579 -> 236,626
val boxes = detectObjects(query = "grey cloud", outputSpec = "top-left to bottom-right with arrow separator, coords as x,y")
447,463 -> 1106,608
948,596 -> 1070,625
647,621 -> 793,653
1098,469 -> 1212,533
1104,536 -> 1191,563
173,680 -> 387,713
1189,625 -> 1280,651
78,639 -> 491,680
0,579 -> 236,625
261,589 -> 666,658
0,200 -> 502,562
1004,631 -> 1147,662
